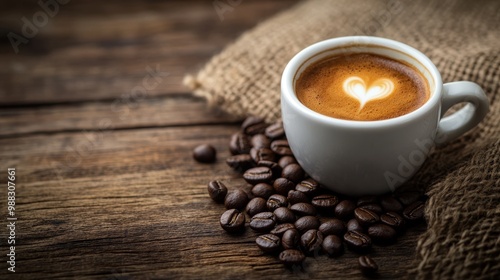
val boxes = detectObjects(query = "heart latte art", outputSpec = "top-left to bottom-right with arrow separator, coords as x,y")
296,53 -> 430,121
343,76 -> 394,111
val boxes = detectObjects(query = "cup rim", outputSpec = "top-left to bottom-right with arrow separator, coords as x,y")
281,36 -> 443,128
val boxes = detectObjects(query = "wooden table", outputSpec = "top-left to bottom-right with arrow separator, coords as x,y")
0,1 -> 425,278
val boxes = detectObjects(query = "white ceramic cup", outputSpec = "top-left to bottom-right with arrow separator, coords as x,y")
281,36 -> 489,196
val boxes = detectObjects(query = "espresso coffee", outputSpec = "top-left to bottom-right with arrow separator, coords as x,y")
296,53 -> 430,121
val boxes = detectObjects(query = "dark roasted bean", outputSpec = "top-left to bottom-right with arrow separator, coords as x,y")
273,177 -> 295,196
226,154 -> 254,171
380,212 -> 405,230
368,223 -> 397,244
192,144 -> 216,163
380,195 -> 403,213
279,249 -> 305,265
312,194 -> 339,210
357,195 -> 378,206
207,180 -> 228,203
265,122 -> 285,139
246,197 -> 268,217
242,116 -> 268,135
395,191 -> 423,206
255,234 -> 281,253
251,134 -> 271,149
290,202 -> 317,216
300,229 -> 324,254
287,190 -> 309,205
295,216 -> 320,233
347,219 -> 365,233
270,223 -> 295,237
224,189 -> 249,210
403,201 -> 425,221
322,235 -> 344,257
278,156 -> 297,169
229,132 -> 251,155
274,207 -> 296,224
344,231 -> 372,252
252,183 -> 275,199
267,194 -> 288,211
354,207 -> 380,227
334,199 -> 357,219
243,166 -> 273,184
359,203 -> 383,215
270,139 -> 293,156
282,229 -> 300,249
359,256 -> 378,275
318,219 -> 346,236
257,160 -> 282,178
295,178 -> 319,197
250,212 -> 276,232
220,209 -> 245,233
250,147 -> 276,163
282,163 -> 305,183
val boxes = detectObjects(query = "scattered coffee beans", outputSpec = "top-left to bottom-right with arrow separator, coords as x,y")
207,117 -> 426,271
193,144 -> 216,163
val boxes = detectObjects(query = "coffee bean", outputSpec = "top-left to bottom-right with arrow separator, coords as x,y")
265,122 -> 285,139
226,154 -> 254,171
301,229 -> 324,254
250,147 -> 276,163
354,207 -> 380,227
250,212 -> 276,232
311,194 -> 339,210
270,139 -> 293,156
287,190 -> 309,205
257,160 -> 282,178
403,201 -> 425,221
357,195 -> 378,206
242,116 -> 267,135
193,144 -> 216,163
279,249 -> 305,265
295,178 -> 319,197
243,166 -> 273,184
224,189 -> 249,210
278,156 -> 297,169
267,194 -> 288,211
334,200 -> 357,219
290,202 -> 317,216
251,134 -> 271,149
255,234 -> 281,253
347,219 -> 365,233
358,255 -> 378,275
380,211 -> 405,230
282,228 -> 300,249
344,231 -> 372,252
282,163 -> 305,183
246,197 -> 268,217
273,177 -> 295,196
322,235 -> 344,257
220,209 -> 245,233
368,223 -> 397,244
318,218 -> 346,236
380,195 -> 403,213
395,191 -> 423,206
207,180 -> 228,203
359,203 -> 383,215
229,132 -> 251,155
270,223 -> 295,237
252,183 -> 275,199
295,216 -> 320,233
274,207 -> 296,224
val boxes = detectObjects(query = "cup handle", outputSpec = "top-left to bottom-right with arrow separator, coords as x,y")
435,81 -> 489,144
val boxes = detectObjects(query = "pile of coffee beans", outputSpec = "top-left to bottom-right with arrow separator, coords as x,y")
205,116 -> 426,275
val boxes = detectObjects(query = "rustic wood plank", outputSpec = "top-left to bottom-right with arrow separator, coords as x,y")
0,125 -> 426,279
0,0 -> 299,105
0,95 -> 240,137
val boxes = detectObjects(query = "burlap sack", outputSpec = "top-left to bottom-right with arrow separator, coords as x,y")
185,0 -> 500,278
